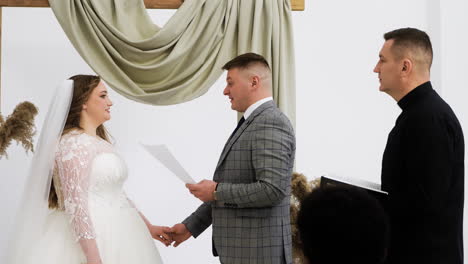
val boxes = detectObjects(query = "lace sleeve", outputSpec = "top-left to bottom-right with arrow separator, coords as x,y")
55,133 -> 101,263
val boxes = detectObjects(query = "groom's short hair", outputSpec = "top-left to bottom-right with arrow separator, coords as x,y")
222,53 -> 271,71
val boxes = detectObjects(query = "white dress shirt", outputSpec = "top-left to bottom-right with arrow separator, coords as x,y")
243,97 -> 273,120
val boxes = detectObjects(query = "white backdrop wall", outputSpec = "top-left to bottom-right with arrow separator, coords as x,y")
1,1 -> 467,263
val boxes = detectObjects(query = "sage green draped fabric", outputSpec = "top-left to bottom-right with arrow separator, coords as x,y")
49,0 -> 295,122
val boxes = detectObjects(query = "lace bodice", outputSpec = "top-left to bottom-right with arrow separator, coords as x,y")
54,130 -> 132,241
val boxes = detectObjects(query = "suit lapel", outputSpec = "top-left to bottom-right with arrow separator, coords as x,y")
215,101 -> 276,170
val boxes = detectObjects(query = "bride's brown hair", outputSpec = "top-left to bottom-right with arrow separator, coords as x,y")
48,74 -> 111,209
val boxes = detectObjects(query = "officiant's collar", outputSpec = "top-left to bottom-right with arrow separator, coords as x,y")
397,81 -> 433,111
243,97 -> 273,120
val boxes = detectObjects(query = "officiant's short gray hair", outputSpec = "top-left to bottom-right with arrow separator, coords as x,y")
384,27 -> 433,70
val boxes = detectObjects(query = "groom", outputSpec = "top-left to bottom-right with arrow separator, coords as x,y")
169,53 -> 296,264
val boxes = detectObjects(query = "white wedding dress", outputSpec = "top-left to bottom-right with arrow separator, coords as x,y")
27,130 -> 163,264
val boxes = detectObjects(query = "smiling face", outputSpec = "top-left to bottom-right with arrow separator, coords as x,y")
373,40 -> 403,96
223,68 -> 252,112
82,81 -> 113,125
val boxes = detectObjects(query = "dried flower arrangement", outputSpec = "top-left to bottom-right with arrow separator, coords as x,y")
0,102 -> 38,158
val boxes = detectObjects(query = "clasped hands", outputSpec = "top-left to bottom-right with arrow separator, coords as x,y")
150,180 -> 217,247
149,223 -> 191,247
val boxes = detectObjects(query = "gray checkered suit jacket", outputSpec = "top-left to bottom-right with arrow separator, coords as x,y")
183,101 -> 296,264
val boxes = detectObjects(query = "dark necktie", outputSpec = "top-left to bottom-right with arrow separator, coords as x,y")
229,116 -> 245,139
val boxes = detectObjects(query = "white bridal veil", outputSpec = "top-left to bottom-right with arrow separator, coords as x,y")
5,80 -> 73,263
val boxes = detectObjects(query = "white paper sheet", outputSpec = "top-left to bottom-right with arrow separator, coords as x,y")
140,143 -> 196,184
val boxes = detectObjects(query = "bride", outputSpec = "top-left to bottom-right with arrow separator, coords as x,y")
6,75 -> 169,264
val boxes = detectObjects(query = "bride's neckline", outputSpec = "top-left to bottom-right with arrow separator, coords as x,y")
68,129 -> 105,142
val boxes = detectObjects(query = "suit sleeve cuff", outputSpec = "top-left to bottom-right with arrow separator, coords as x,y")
182,214 -> 206,238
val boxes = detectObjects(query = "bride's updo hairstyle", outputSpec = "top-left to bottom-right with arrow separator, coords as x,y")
49,74 -> 111,209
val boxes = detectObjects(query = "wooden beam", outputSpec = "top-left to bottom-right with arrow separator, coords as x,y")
0,0 -> 50,8
291,0 -> 304,11
0,0 -> 305,11
0,0 -> 183,8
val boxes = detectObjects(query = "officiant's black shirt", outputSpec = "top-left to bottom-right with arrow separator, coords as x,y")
381,81 -> 464,264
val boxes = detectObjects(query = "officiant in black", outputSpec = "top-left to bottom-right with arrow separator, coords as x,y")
373,27 -> 465,264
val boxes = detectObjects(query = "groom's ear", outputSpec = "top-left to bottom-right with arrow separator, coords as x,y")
250,76 -> 260,90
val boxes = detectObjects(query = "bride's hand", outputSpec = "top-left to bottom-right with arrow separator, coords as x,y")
150,225 -> 173,246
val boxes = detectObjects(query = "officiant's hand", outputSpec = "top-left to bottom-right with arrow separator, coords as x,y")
150,225 -> 173,246
186,180 -> 218,202
169,223 -> 192,247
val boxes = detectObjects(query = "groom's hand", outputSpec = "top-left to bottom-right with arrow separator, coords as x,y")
150,225 -> 173,246
169,223 -> 192,247
186,180 -> 217,202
